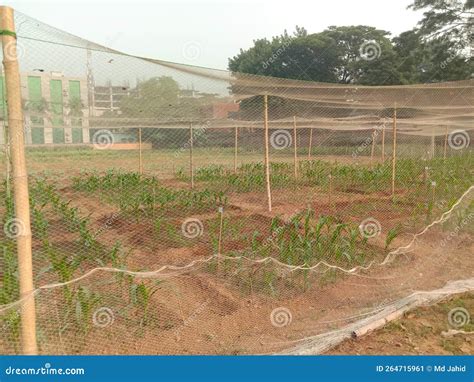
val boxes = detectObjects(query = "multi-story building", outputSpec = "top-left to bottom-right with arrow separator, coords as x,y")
0,71 -> 90,145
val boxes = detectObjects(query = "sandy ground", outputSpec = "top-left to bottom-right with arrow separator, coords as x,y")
326,293 -> 474,355
10,177 -> 470,355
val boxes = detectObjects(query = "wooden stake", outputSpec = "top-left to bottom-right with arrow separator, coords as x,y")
263,95 -> 272,212
443,126 -> 448,160
381,125 -> 385,162
308,128 -> 313,160
0,6 -> 37,354
370,128 -> 376,168
138,127 -> 143,174
431,129 -> 436,159
234,126 -> 238,173
189,123 -> 194,189
293,116 -> 298,179
328,174 -> 333,208
217,206 -> 224,256
391,104 -> 397,200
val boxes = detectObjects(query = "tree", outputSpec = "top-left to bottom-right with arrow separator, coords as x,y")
408,0 -> 473,49
228,26 -> 404,85
319,26 -> 403,85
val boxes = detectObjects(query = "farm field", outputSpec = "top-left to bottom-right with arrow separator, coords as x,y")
1,147 -> 472,354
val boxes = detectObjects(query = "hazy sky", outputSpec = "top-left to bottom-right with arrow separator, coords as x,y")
5,0 -> 424,70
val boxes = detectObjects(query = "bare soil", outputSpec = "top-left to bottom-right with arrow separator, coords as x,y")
28,179 -> 472,355
326,293 -> 474,355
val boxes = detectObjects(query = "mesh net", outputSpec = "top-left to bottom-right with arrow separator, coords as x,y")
0,11 -> 473,354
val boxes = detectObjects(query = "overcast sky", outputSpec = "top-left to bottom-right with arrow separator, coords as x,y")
5,0 -> 424,70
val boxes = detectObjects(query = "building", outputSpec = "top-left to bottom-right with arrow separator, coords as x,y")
0,71 -> 89,145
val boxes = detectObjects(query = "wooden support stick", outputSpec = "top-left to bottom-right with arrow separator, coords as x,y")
431,129 -> 436,159
381,125 -> 385,162
138,127 -> 143,174
234,126 -> 238,173
328,174 -> 333,208
189,123 -> 194,189
391,104 -> 397,200
293,116 -> 298,179
0,6 -> 37,354
308,128 -> 313,160
443,126 -> 448,160
370,128 -> 376,168
217,206 -> 224,256
263,95 -> 272,212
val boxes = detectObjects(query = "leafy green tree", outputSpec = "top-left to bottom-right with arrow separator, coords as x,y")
408,0 -> 473,48
229,26 -> 403,85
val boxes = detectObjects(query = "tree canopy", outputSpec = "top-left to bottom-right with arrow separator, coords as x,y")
228,1 -> 473,85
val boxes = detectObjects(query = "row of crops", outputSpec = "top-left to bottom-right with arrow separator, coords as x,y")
1,153 -> 472,352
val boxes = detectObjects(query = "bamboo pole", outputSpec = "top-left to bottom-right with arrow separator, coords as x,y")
0,6 -> 37,354
138,127 -> 143,174
308,128 -> 313,160
391,104 -> 397,200
431,128 -> 436,159
217,206 -> 224,256
443,126 -> 448,160
328,174 -> 333,208
3,122 -> 11,198
234,126 -> 238,173
293,116 -> 298,179
381,125 -> 385,162
370,128 -> 376,168
189,123 -> 194,189
263,95 -> 272,212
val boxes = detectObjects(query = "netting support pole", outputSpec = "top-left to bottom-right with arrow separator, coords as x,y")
308,128 -> 313,160
391,104 -> 397,200
328,174 -> 333,210
263,94 -> 272,212
293,116 -> 298,179
381,125 -> 385,162
189,123 -> 194,189
138,127 -> 143,174
234,126 -> 238,173
0,6 -> 38,355
3,121 -> 11,198
430,128 -> 435,159
443,126 -> 448,160
217,206 -> 224,271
